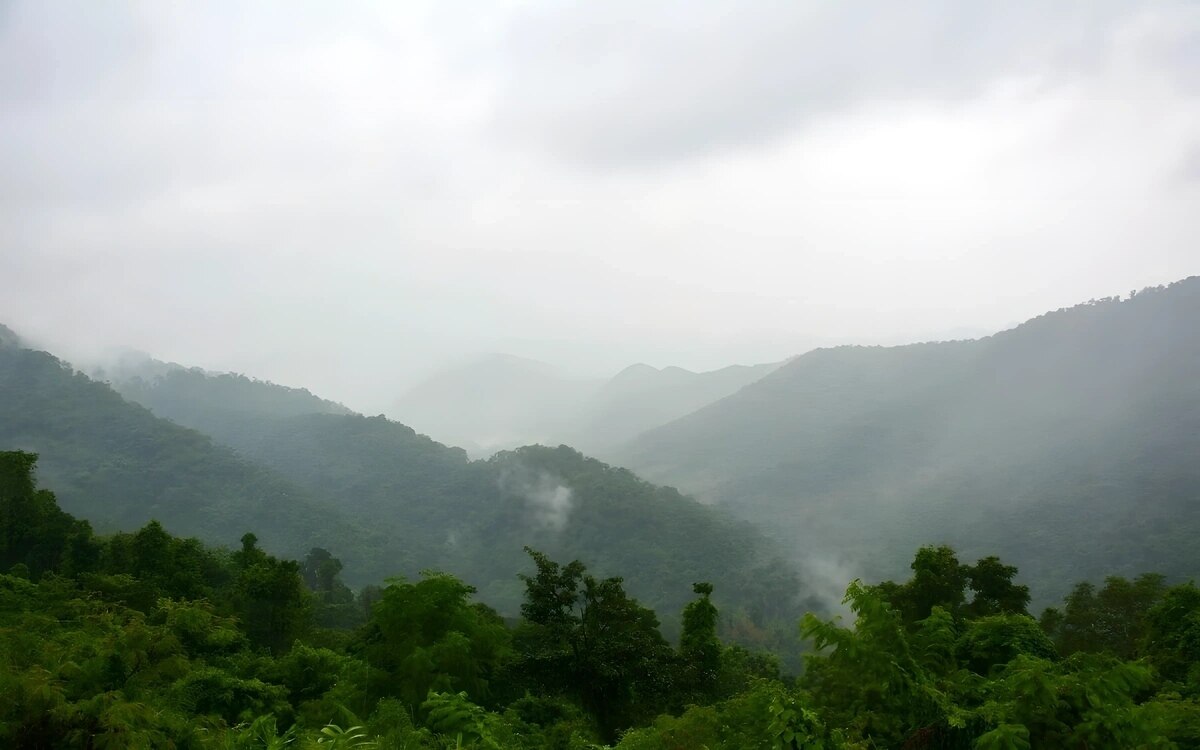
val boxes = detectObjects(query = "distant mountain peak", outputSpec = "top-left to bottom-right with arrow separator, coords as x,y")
0,323 -> 21,348
609,363 -> 664,384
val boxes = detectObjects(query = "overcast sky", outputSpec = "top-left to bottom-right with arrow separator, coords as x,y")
2,0 -> 1197,413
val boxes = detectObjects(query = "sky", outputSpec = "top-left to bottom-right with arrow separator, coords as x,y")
2,0 -> 1198,413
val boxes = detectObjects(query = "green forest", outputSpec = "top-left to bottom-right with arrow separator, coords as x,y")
4,450 -> 1199,749
0,336 -> 809,658
620,279 -> 1200,603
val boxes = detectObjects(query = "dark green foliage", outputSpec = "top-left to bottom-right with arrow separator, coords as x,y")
232,547 -> 312,654
678,582 -> 721,704
958,614 -> 1056,675
301,547 -> 361,630
967,556 -> 1031,618
798,578 -> 1195,748
3,453 -> 1200,747
616,680 -> 839,750
0,343 -> 390,583
358,572 -> 512,712
900,544 -> 970,623
1143,583 -> 1200,687
1042,573 -> 1169,658
0,450 -> 93,578
516,548 -> 677,742
879,545 -> 1030,626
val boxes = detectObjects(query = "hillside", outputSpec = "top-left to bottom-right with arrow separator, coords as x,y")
618,278 -> 1200,600
104,353 -> 354,449
0,338 -> 390,581
2,336 -> 805,627
239,420 -> 807,623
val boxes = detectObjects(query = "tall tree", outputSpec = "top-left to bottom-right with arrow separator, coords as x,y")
359,572 -> 511,710
679,582 -> 721,704
966,555 -> 1030,617
517,548 -> 675,742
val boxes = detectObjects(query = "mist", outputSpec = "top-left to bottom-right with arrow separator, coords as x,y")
499,464 -> 575,533
2,1 -> 1197,416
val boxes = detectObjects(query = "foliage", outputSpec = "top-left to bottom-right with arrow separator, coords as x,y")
3,334 -> 807,654
3,450 -> 1200,748
358,573 -> 511,711
515,548 -> 676,742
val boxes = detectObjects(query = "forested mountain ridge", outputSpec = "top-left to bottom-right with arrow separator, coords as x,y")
619,278 -> 1200,600
0,337 -> 389,579
0,333 -> 805,634
103,353 -> 355,450
5,450 -> 1200,748
0,323 -> 20,348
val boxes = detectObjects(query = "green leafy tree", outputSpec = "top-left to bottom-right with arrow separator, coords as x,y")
0,451 -> 93,577
233,545 -> 312,654
966,556 -> 1031,618
516,548 -> 676,742
678,582 -> 721,705
801,580 -> 952,745
359,572 -> 511,711
957,614 -> 1056,676
1142,582 -> 1200,686
1043,574 -> 1167,658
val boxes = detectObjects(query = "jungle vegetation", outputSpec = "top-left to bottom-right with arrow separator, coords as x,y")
3,450 -> 1199,749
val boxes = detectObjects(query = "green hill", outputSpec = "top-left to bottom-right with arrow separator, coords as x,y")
100,356 -> 353,449
1,337 -> 805,629
0,340 -> 391,580
618,278 -> 1200,601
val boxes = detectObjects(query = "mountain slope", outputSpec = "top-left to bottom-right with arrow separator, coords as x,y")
3,335 -> 807,626
104,354 -> 354,449
618,278 -> 1200,599
0,339 -> 389,580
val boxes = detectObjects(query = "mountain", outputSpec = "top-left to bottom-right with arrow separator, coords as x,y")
0,323 -> 20,348
100,352 -> 354,449
2,334 -> 805,627
617,278 -> 1200,601
390,353 -> 781,457
0,335 -> 390,580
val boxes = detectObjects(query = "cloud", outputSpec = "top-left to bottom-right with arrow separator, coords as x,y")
499,466 -> 575,532
0,1 -> 1197,413
485,1 -> 1196,168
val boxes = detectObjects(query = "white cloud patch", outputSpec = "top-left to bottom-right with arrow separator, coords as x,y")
499,467 -> 575,532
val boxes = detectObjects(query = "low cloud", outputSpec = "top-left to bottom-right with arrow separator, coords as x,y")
499,466 -> 575,532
